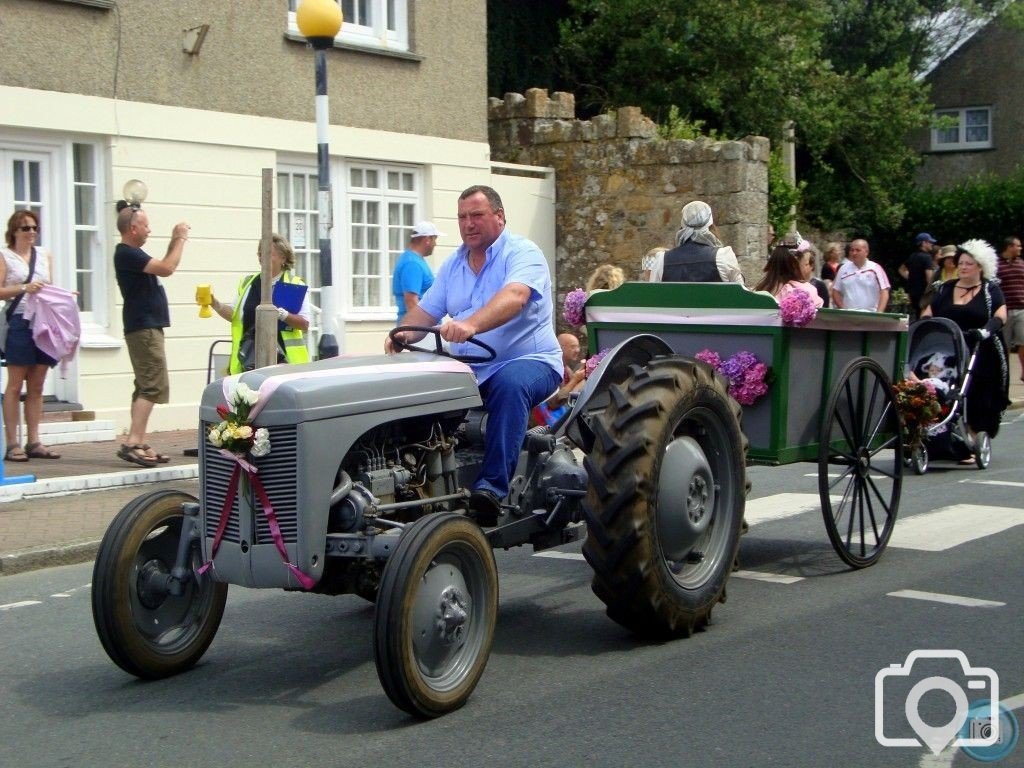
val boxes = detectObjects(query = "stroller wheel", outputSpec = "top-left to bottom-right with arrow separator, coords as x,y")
911,444 -> 928,475
974,432 -> 991,469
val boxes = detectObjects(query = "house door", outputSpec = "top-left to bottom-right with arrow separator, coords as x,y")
0,149 -> 58,397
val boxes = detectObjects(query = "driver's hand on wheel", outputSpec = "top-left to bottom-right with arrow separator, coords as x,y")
439,319 -> 477,344
385,332 -> 408,355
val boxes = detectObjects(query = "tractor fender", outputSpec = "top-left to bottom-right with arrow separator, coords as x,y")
557,334 -> 674,453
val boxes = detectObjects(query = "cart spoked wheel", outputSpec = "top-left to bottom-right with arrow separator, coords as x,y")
582,357 -> 747,640
911,444 -> 928,475
818,358 -> 903,568
974,432 -> 991,469
92,490 -> 227,679
374,513 -> 498,718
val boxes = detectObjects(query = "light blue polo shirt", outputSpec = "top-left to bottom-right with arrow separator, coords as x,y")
417,228 -> 562,384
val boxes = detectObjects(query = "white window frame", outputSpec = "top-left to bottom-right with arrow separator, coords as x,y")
287,0 -> 409,54
341,161 -> 420,320
931,107 -> 992,151
276,165 -> 322,360
71,143 -> 103,320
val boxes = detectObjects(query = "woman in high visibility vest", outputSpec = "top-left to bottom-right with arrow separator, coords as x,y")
210,233 -> 311,374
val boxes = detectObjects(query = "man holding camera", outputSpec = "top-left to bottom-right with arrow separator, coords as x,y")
113,204 -> 189,468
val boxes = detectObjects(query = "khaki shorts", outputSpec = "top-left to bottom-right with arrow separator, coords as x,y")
1006,308 -> 1024,349
126,328 -> 170,404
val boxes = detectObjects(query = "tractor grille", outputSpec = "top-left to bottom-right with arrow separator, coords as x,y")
202,423 -> 300,544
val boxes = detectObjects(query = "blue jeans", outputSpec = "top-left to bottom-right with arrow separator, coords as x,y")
476,359 -> 561,499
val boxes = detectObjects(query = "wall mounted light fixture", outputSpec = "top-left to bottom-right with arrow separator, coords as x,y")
182,24 -> 210,56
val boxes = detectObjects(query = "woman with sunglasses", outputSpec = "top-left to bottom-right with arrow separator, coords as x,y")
0,210 -> 61,461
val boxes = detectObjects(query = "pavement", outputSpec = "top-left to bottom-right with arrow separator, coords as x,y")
1,354 -> 1022,577
0,429 -> 200,575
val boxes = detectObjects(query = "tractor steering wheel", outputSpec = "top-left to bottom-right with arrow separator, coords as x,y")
389,325 -> 497,364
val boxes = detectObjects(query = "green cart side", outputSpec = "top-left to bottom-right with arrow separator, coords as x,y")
584,282 -> 908,568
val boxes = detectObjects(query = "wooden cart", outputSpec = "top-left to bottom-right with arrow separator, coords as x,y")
585,283 -> 909,567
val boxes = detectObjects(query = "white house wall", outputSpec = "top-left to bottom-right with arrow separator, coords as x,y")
2,85 -> 497,433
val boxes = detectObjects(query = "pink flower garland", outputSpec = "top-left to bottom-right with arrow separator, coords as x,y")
695,348 -> 770,406
779,290 -> 817,327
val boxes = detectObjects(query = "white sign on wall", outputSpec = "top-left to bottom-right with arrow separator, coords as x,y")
291,218 -> 306,248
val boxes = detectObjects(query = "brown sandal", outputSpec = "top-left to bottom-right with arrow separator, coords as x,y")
24,442 -> 60,460
5,444 -> 28,462
140,444 -> 170,463
117,443 -> 158,468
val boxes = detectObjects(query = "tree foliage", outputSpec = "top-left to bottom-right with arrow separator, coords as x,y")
487,0 -> 573,98
768,149 -> 803,235
873,168 -> 1024,260
486,0 -> 1012,232
557,0 -> 826,141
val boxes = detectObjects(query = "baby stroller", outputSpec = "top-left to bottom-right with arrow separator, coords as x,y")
903,317 -> 991,474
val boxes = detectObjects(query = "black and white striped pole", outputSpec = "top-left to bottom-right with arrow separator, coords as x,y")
296,0 -> 343,358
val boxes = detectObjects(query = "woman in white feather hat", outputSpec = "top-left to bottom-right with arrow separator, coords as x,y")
921,239 -> 1010,454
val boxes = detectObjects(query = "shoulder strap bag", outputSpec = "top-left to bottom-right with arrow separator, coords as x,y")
0,247 -> 38,353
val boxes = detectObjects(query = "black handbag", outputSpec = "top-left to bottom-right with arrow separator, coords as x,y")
0,247 -> 38,354
237,328 -> 286,371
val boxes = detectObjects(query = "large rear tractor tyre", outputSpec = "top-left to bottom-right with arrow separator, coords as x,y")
374,513 -> 498,718
582,357 -> 747,640
92,490 -> 227,679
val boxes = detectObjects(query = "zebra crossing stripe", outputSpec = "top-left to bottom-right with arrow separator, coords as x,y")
888,505 -> 1024,551
744,493 -> 829,526
958,479 -> 1024,488
888,589 -> 1005,608
0,600 -> 42,611
732,570 -> 804,584
534,551 -> 584,561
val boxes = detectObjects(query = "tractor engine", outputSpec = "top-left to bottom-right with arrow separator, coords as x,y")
328,412 -> 465,535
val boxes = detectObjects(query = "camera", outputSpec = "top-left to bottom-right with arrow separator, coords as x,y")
874,649 -> 999,751
969,717 -> 1000,743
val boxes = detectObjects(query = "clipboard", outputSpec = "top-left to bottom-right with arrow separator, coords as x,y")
273,281 -> 307,314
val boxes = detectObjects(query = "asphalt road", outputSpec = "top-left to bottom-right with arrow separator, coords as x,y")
2,414 -> 1022,768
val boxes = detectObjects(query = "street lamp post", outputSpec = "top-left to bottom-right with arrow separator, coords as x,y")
296,0 -> 343,359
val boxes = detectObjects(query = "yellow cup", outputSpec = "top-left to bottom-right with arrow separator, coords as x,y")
196,284 -> 212,318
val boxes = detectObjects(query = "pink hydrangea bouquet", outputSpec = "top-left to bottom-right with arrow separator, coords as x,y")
695,349 -> 770,406
562,288 -> 588,328
585,347 -> 611,377
779,289 -> 817,327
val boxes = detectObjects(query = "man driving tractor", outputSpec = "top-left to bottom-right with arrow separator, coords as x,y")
385,185 -> 562,525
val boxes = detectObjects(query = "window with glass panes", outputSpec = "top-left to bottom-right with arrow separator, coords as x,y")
286,0 -> 408,52
72,143 -> 99,314
347,164 -> 417,313
931,107 -> 992,151
277,169 -> 321,352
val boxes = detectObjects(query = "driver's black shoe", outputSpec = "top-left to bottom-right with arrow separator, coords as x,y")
468,489 -> 502,527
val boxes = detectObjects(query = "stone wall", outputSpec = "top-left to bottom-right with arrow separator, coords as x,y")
488,89 -> 770,299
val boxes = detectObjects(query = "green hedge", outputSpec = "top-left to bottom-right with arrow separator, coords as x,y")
871,167 -> 1024,270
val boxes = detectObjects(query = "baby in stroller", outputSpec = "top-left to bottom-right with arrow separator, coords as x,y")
904,316 -> 992,471
907,351 -> 956,400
